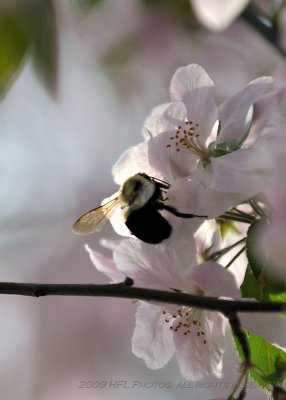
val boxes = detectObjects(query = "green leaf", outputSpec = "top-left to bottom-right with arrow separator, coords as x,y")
210,140 -> 243,157
23,0 -> 58,96
241,264 -> 286,308
244,218 -> 286,296
209,141 -> 233,157
264,356 -> 286,385
268,291 -> 286,303
240,264 -> 261,299
0,12 -> 29,96
210,146 -> 232,158
266,291 -> 286,317
246,219 -> 268,279
211,106 -> 253,155
78,0 -> 104,10
234,331 -> 286,392
0,1 -> 58,97
101,37 -> 135,77
142,0 -> 190,13
264,275 -> 286,297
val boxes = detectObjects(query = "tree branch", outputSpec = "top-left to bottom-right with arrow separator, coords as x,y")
0,280 -> 285,313
241,3 -> 286,58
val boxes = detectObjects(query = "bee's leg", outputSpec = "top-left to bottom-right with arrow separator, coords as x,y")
160,189 -> 169,202
162,204 -> 208,219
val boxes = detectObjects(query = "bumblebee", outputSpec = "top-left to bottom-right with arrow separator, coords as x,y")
72,173 -> 206,244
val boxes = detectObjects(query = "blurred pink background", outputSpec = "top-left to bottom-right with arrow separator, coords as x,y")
0,1 -> 283,399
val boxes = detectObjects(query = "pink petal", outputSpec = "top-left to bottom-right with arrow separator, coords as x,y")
112,141 -> 166,185
211,139 -> 274,196
147,136 -> 173,181
239,311 -> 286,348
195,220 -> 222,257
195,222 -> 247,287
113,239 -> 185,289
132,302 -> 175,369
187,262 -> 241,299
162,218 -> 201,268
250,86 -> 286,141
223,250 -> 247,288
168,174 -> 243,218
145,102 -> 199,179
174,311 -> 226,380
170,64 -> 218,143
108,202 -> 132,237
217,76 -> 273,146
192,0 -> 250,31
85,244 -> 125,283
144,101 -> 185,138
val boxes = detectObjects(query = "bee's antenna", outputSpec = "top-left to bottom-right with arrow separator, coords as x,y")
150,176 -> 170,189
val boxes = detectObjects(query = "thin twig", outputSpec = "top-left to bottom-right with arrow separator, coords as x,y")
225,246 -> 246,269
217,212 -> 255,224
208,237 -> 246,262
248,199 -> 267,219
0,281 -> 285,313
227,313 -> 250,364
233,207 -> 254,219
226,312 -> 250,400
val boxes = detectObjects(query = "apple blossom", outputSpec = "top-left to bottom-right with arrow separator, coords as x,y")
86,239 -> 238,380
113,64 -> 279,219
85,238 -> 286,381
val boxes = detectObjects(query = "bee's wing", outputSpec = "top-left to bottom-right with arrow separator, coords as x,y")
72,197 -> 119,235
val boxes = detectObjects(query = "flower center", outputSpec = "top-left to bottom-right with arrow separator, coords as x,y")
166,119 -> 209,160
162,307 -> 207,344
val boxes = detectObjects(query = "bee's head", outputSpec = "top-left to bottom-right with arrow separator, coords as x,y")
119,173 -> 156,214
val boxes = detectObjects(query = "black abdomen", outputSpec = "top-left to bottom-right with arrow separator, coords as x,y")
125,206 -> 172,244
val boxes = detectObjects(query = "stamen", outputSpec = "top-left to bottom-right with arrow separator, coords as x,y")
165,119 -> 209,160
163,305 -> 207,342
